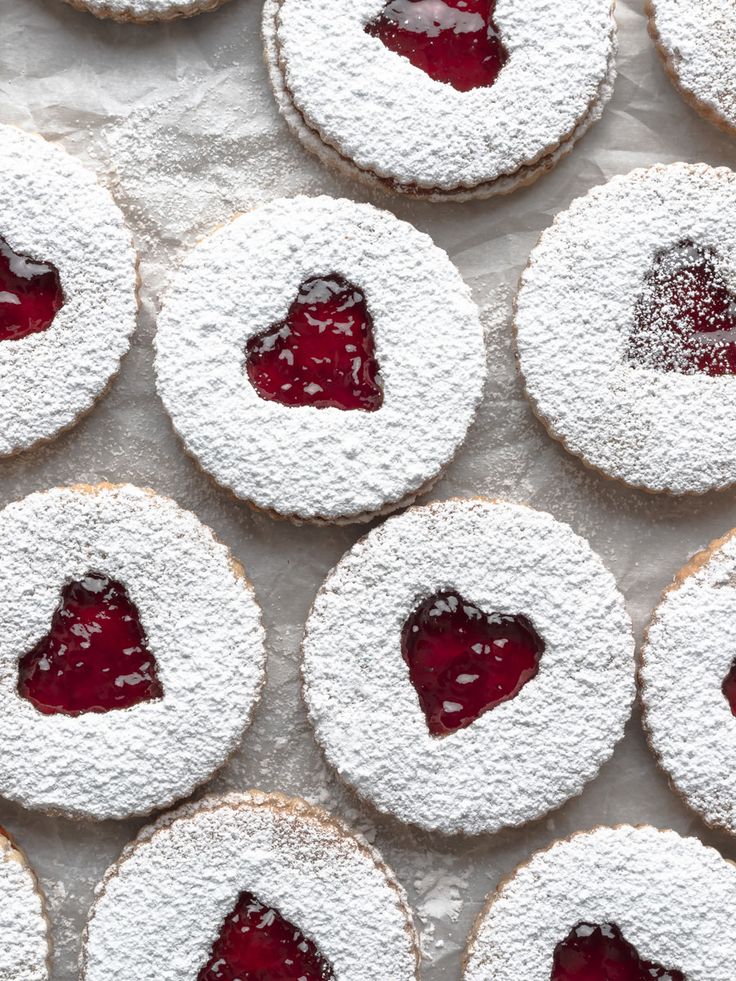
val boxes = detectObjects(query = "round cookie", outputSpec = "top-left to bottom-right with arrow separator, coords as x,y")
515,162 -> 736,495
81,791 -> 420,981
61,0 -> 230,22
155,196 -> 485,524
648,0 -> 736,138
0,125 -> 137,457
463,825 -> 736,980
0,828 -> 50,981
263,0 -> 617,201
301,499 -> 635,835
0,483 -> 266,821
640,527 -> 736,836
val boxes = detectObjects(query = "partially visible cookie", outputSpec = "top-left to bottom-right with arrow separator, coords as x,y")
0,828 -> 50,981
61,0 -> 231,23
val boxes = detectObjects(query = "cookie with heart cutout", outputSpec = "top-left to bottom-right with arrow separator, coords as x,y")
0,827 -> 50,981
81,791 -> 420,981
463,825 -> 736,980
0,124 -> 137,457
0,483 -> 266,821
263,0 -> 617,201
640,527 -> 736,837
61,0 -> 230,22
154,195 -> 485,524
301,498 -> 635,835
515,162 -> 736,495
647,0 -> 736,139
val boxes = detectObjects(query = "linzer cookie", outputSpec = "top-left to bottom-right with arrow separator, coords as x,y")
0,829 -> 50,981
301,499 -> 635,835
263,0 -> 617,200
155,196 -> 485,524
0,484 -> 266,821
648,0 -> 736,137
515,163 -> 736,494
61,0 -> 230,22
81,792 -> 420,981
463,826 -> 736,980
640,528 -> 736,836
0,125 -> 137,457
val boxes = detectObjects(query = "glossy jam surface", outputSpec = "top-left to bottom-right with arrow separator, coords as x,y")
723,661 -> 736,715
17,572 -> 163,716
552,923 -> 684,981
198,891 -> 334,981
0,236 -> 64,342
246,274 -> 383,412
628,240 -> 736,376
365,0 -> 508,92
402,590 -> 544,736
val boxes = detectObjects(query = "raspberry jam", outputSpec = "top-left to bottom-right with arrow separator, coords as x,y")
723,661 -> 736,715
198,891 -> 334,981
0,236 -> 64,342
365,0 -> 508,93
402,590 -> 544,736
628,240 -> 736,376
17,572 -> 163,716
551,923 -> 684,981
246,274 -> 383,412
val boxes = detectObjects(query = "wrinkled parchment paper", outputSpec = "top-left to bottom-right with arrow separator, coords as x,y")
3,1 -> 736,977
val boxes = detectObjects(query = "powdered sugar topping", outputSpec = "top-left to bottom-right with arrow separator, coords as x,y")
0,832 -> 49,981
64,0 -> 224,20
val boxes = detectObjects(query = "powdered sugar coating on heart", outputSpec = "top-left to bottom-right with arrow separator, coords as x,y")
0,831 -> 50,981
0,125 -> 137,456
81,792 -> 419,981
640,530 -> 736,835
0,484 -> 266,820
515,163 -> 736,494
155,196 -> 485,523
464,825 -> 736,980
302,499 -> 635,835
269,0 -> 616,194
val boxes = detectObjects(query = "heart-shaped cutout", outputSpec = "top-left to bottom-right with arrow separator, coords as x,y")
552,922 -> 684,981
17,572 -> 163,716
365,0 -> 508,93
246,274 -> 383,412
628,240 -> 736,376
723,660 -> 736,716
0,235 -> 64,342
197,891 -> 334,981
401,590 -> 544,736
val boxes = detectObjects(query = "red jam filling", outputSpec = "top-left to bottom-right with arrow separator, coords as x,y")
17,572 -> 163,716
365,0 -> 509,93
246,274 -> 383,412
401,590 -> 544,736
723,661 -> 736,715
0,236 -> 64,342
198,891 -> 334,981
551,923 -> 684,981
628,240 -> 736,376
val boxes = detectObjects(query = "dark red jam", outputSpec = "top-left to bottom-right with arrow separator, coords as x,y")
551,923 -> 684,981
401,590 -> 544,736
723,661 -> 736,715
365,0 -> 508,92
0,236 -> 64,342
198,891 -> 334,981
628,240 -> 736,376
17,572 -> 163,716
246,274 -> 383,412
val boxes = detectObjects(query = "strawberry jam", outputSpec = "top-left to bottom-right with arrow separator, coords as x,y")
246,274 -> 383,412
551,923 -> 684,981
628,240 -> 736,376
723,661 -> 736,715
402,590 -> 544,736
365,0 -> 508,93
0,236 -> 63,341
198,891 -> 334,981
17,572 -> 163,716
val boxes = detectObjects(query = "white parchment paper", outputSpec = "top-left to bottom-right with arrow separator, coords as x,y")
2,1 -> 736,977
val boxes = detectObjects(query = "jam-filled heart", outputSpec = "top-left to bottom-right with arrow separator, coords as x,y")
627,240 -> 736,376
551,922 -> 684,981
0,235 -> 64,342
723,660 -> 736,716
17,572 -> 163,716
198,891 -> 334,981
365,0 -> 509,93
246,274 -> 383,412
401,590 -> 544,736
